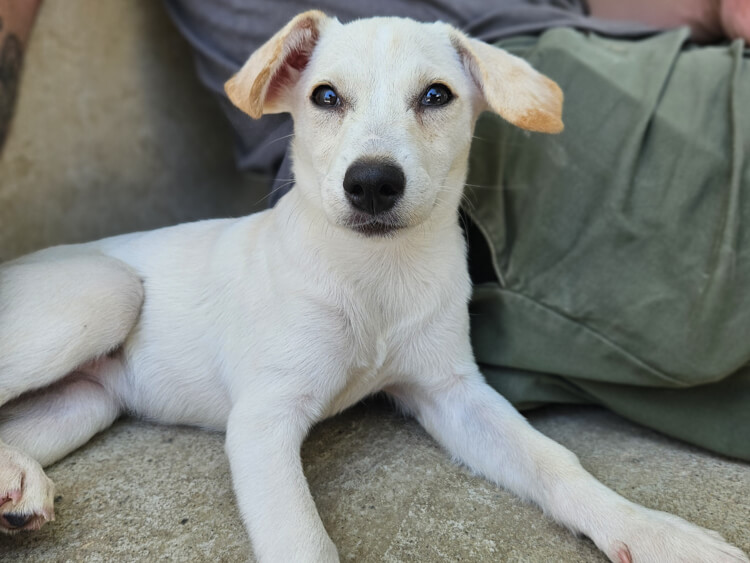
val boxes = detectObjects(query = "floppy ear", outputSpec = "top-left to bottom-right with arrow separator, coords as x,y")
225,10 -> 329,119
450,31 -> 564,133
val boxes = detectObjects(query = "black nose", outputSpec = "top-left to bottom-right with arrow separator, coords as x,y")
343,160 -> 405,215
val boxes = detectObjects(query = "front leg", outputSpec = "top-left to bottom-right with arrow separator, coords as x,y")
390,371 -> 748,563
225,392 -> 339,563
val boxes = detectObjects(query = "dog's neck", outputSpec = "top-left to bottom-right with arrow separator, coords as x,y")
267,183 -> 471,324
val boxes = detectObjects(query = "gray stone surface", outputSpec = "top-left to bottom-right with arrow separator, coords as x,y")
1,403 -> 748,562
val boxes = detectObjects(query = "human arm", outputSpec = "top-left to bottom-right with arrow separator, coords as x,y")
0,0 -> 42,154
587,0 -> 750,42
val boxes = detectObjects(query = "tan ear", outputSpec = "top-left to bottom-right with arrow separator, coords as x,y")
224,10 -> 329,119
451,32 -> 564,133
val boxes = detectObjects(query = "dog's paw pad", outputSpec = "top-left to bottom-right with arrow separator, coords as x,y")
0,511 -> 53,533
1,513 -> 33,529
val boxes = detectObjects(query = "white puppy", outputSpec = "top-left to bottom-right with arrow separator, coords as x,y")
0,11 -> 747,563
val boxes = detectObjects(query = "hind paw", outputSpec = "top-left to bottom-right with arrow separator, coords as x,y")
0,446 -> 55,534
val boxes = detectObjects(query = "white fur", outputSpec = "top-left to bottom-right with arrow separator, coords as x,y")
0,13 -> 747,563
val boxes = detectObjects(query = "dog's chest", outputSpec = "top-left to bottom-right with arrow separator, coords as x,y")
325,334 -> 390,416
322,284 -> 440,416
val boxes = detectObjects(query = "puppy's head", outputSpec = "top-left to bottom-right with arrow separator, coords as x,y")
226,12 -> 563,236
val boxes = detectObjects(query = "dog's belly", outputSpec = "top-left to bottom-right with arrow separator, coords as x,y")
114,338 -> 232,430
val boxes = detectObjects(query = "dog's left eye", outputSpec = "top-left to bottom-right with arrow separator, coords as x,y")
420,84 -> 452,107
311,85 -> 340,108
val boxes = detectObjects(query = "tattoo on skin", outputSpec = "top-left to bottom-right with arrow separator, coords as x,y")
0,29 -> 23,153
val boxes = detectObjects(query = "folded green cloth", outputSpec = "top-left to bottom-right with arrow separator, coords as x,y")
466,28 -> 750,460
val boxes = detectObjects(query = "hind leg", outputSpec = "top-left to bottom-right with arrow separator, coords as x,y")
0,251 -> 143,533
1,356 -> 123,467
0,358 -> 123,533
0,251 -> 144,403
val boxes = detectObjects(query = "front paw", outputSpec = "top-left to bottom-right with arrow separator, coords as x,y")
254,539 -> 339,563
601,505 -> 748,563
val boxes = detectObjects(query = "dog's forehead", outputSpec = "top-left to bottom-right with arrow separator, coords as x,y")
309,18 -> 464,84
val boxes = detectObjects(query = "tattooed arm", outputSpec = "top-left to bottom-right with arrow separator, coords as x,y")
0,0 -> 41,155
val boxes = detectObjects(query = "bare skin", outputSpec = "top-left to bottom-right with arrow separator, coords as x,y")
718,0 -> 750,41
588,0 -> 750,42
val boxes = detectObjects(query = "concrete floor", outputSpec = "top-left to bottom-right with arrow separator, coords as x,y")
1,402 -> 748,562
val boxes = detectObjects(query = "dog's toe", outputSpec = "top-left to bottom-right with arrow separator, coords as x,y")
612,542 -> 632,563
603,506 -> 749,563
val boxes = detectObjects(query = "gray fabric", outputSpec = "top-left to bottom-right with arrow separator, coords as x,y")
163,0 -> 655,202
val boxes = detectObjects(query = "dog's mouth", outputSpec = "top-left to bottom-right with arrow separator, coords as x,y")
344,213 -> 405,237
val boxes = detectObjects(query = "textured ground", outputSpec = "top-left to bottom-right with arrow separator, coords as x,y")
1,402 -> 748,562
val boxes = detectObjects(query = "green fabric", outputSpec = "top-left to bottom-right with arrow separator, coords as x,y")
465,28 -> 750,460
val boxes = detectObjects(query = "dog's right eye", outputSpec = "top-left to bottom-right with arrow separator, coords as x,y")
420,83 -> 453,107
311,85 -> 340,108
